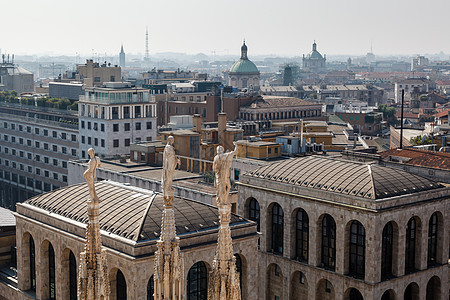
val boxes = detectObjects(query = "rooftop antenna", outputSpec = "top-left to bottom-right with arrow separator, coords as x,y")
145,26 -> 149,61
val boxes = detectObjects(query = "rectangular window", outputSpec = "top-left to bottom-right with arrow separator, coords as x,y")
52,131 -> 57,138
124,138 -> 130,146
44,170 -> 49,177
88,137 -> 92,145
20,151 -> 24,158
113,124 -> 119,132
35,141 -> 40,148
94,138 -> 98,146
11,136 -> 15,143
62,175 -> 67,183
44,143 -> 49,150
53,173 -> 58,180
52,145 -> 57,152
113,140 -> 119,148
71,134 -> 76,142
27,153 -> 32,159
44,157 -> 49,164
135,122 -> 141,130
44,129 -> 48,136
62,161 -> 67,168
101,124 -> 105,132
101,139 -> 105,148
27,126 -> 31,133
35,128 -> 40,134
82,136 -> 85,144
35,155 -> 40,162
146,122 -> 152,129
124,123 -> 130,131
147,136 -> 152,141
53,159 -> 58,166
62,147 -> 67,154
81,121 -> 85,129
88,122 -> 91,130
27,140 -> 32,146
71,149 -> 77,156
19,138 -> 23,144
94,123 -> 98,131
94,77 -> 101,82
36,168 -> 41,175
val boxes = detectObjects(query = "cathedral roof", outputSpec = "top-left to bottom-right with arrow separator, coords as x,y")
244,156 -> 443,199
24,181 -> 249,242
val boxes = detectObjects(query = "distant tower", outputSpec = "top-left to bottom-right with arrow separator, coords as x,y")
119,44 -> 125,68
145,27 -> 150,61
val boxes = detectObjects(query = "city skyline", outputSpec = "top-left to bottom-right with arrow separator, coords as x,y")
2,0 -> 449,57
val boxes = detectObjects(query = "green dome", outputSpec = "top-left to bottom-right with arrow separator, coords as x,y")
229,58 -> 259,73
307,50 -> 323,59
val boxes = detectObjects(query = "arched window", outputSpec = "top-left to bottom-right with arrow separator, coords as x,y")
187,261 -> 208,300
295,209 -> 309,263
29,236 -> 36,291
69,251 -> 77,300
321,214 -> 336,271
427,213 -> 438,267
405,218 -> 417,274
349,221 -> 365,279
147,275 -> 154,300
117,270 -> 127,300
381,222 -> 394,280
49,243 -> 56,300
271,204 -> 284,255
248,198 -> 260,231
234,254 -> 243,298
348,288 -> 364,300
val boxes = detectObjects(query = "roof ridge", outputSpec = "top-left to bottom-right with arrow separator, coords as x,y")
136,193 -> 157,242
367,165 -> 376,200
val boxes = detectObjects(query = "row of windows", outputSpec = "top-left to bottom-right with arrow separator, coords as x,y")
0,152 -> 70,169
0,139 -> 77,156
80,104 -> 155,120
247,198 -> 442,280
112,137 -> 153,148
26,234 -> 241,300
0,171 -> 64,189
1,122 -> 77,141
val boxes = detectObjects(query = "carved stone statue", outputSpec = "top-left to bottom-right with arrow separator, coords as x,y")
154,136 -> 184,300
212,143 -> 237,206
209,142 -> 241,300
79,148 -> 110,300
83,148 -> 101,201
161,136 -> 180,199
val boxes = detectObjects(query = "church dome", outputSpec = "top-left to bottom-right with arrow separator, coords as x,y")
229,41 -> 259,74
306,41 -> 324,59
230,59 -> 259,73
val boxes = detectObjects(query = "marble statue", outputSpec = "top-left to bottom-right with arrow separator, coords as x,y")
83,148 -> 101,201
209,142 -> 241,300
79,148 -> 110,300
213,143 -> 237,206
161,136 -> 180,199
154,136 -> 184,300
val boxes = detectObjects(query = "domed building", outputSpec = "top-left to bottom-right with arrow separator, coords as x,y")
228,41 -> 260,90
302,41 -> 326,73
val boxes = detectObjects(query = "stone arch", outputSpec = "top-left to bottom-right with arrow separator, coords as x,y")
317,214 -> 336,271
425,276 -> 441,300
21,231 -> 34,291
267,202 -> 284,255
381,289 -> 396,300
427,211 -> 444,266
61,247 -> 77,300
187,261 -> 209,300
147,275 -> 154,300
405,216 -> 422,274
245,197 -> 260,232
290,270 -> 308,300
109,267 -> 128,300
344,220 -> 366,279
266,263 -> 283,300
403,282 -> 419,300
39,239 -> 55,300
291,207 -> 309,263
234,253 -> 247,299
316,278 -> 335,300
344,287 -> 364,300
381,220 -> 399,280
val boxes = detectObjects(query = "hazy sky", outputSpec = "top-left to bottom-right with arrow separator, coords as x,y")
2,0 -> 449,57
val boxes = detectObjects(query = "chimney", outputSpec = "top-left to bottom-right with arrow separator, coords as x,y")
193,114 -> 202,133
218,112 -> 227,146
